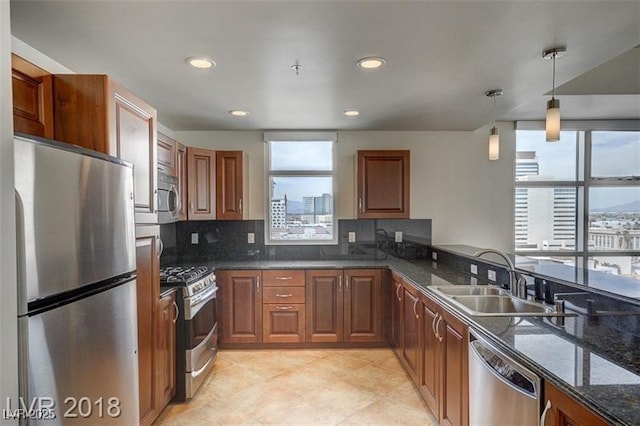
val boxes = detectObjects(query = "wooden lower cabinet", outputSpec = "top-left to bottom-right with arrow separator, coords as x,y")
419,294 -> 441,417
400,281 -> 420,383
306,270 -> 344,343
344,269 -> 383,343
390,272 -> 403,351
218,270 -> 262,344
135,226 -> 163,426
542,382 -> 608,426
156,291 -> 177,409
410,291 -> 468,426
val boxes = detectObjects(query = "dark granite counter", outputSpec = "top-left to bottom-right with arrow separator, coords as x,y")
170,256 -> 639,425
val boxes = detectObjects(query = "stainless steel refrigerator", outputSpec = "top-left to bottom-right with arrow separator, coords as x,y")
14,134 -> 139,425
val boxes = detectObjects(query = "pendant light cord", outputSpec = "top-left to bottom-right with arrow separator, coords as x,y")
492,94 -> 496,127
551,53 -> 556,100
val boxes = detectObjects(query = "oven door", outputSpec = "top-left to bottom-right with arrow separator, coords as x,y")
185,288 -> 218,374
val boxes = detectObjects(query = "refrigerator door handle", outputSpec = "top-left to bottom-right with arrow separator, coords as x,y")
15,190 -> 27,317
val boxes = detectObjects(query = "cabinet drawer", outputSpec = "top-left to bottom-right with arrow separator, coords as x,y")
263,286 -> 306,304
262,270 -> 305,286
263,303 -> 306,343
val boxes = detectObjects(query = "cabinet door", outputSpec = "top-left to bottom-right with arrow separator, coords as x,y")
420,294 -> 441,418
176,142 -> 188,221
440,308 -> 469,426
542,382 -> 608,426
156,292 -> 176,409
263,304 -> 305,343
218,270 -> 261,344
343,269 -> 383,342
187,147 -> 216,220
11,54 -> 54,138
135,228 -> 160,426
390,273 -> 403,350
215,151 -> 243,220
401,283 -> 420,384
356,150 -> 410,219
109,81 -> 158,225
157,132 -> 176,175
306,270 -> 344,343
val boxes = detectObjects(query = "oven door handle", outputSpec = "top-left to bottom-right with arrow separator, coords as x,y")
184,286 -> 217,320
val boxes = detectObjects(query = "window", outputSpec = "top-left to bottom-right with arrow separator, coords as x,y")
265,133 -> 337,244
514,125 -> 640,298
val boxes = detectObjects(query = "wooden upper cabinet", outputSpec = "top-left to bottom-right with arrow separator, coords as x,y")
157,132 -> 177,176
215,150 -> 244,220
11,54 -> 54,138
51,74 -> 158,224
542,382 -> 608,426
176,142 -> 188,221
186,147 -> 216,220
356,150 -> 410,219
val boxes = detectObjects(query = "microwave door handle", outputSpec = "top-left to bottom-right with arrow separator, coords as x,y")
169,184 -> 179,218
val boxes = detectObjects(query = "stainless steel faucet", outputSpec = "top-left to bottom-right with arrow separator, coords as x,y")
472,248 -> 528,299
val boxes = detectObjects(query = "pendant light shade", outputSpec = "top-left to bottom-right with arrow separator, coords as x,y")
546,98 -> 561,142
543,47 -> 566,142
489,126 -> 500,160
485,89 -> 503,161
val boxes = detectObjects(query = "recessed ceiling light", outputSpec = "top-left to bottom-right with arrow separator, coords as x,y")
229,110 -> 249,117
344,110 -> 360,117
186,56 -> 216,69
356,56 -> 386,70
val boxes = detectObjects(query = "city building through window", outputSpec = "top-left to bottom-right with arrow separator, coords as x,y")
265,134 -> 336,244
515,126 -> 639,297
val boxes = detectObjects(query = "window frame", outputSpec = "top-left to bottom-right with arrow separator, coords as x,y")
514,121 -> 640,288
264,132 -> 338,245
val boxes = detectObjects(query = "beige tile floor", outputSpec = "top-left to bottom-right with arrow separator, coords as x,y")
155,348 -> 438,425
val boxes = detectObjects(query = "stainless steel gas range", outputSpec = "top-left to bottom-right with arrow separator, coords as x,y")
160,266 -> 218,401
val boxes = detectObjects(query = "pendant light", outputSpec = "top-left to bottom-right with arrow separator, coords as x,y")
542,47 -> 567,142
485,89 -> 503,161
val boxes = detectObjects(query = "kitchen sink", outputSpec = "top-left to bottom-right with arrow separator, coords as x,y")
448,295 -> 557,317
431,285 -> 506,296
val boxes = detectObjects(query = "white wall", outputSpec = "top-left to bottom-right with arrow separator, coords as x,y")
176,124 -> 515,252
1,2 -> 19,424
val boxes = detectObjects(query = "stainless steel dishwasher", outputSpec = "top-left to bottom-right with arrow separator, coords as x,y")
469,330 -> 541,426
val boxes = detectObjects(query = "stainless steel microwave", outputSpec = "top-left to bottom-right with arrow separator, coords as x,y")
158,172 -> 180,224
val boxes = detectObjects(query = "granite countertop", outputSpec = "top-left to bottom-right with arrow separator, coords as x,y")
169,256 -> 639,425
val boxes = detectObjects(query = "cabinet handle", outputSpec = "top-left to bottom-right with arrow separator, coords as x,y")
275,293 -> 293,298
172,301 -> 179,323
346,276 -> 350,292
413,298 -> 419,319
395,283 -> 402,301
276,276 -> 293,281
432,313 -> 438,338
275,306 -> 293,310
157,237 -> 164,257
256,276 -> 260,292
358,198 -> 363,213
190,201 -> 193,213
436,316 -> 444,342
239,198 -> 243,213
156,192 -> 161,213
338,275 -> 342,291
540,400 -> 552,426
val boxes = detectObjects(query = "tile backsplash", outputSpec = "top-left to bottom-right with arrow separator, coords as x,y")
160,218 -> 431,263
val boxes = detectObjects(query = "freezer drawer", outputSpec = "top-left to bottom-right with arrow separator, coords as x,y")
21,279 -> 139,425
469,330 -> 541,426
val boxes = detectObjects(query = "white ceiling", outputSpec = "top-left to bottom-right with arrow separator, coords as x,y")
9,1 -> 640,131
